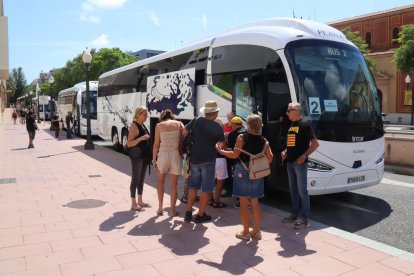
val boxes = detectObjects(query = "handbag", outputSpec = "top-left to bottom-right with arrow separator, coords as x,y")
236,138 -> 270,180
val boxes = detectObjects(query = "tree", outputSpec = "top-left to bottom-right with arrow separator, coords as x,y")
393,24 -> 414,73
8,67 -> 28,103
341,27 -> 377,72
52,48 -> 138,93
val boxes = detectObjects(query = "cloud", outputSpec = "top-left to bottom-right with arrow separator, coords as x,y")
81,2 -> 94,11
87,0 -> 127,9
148,10 -> 160,26
80,14 -> 100,23
202,14 -> 207,29
80,0 -> 126,24
91,34 -> 109,48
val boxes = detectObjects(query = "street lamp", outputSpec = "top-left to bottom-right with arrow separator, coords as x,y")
48,76 -> 55,130
49,75 -> 54,100
36,82 -> 41,123
405,74 -> 414,125
82,48 -> 94,150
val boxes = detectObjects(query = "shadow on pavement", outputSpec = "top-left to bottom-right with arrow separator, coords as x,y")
99,210 -> 142,231
10,147 -> 30,151
196,240 -> 263,275
264,189 -> 392,232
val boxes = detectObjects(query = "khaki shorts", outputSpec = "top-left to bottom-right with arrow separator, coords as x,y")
156,150 -> 182,175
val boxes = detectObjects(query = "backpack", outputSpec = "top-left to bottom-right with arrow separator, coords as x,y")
236,137 -> 271,180
181,117 -> 199,156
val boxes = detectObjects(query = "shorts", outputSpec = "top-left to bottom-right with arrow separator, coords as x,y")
156,150 -> 182,175
233,163 -> 264,198
28,131 -> 36,140
189,162 -> 215,193
215,158 -> 228,180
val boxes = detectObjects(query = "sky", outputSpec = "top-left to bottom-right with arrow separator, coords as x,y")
4,0 -> 414,84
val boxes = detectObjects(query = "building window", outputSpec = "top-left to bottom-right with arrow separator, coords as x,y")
365,32 -> 371,48
392,27 -> 400,45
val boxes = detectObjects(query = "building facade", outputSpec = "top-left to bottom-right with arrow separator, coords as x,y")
131,49 -> 165,60
329,4 -> 414,124
0,0 -> 10,123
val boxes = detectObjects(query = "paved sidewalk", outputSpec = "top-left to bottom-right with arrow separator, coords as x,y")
1,108 -> 414,276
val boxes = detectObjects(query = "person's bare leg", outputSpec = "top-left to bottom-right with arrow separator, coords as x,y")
214,179 -> 224,203
239,197 -> 250,235
186,188 -> 197,212
130,197 -> 138,209
157,173 -> 166,213
250,198 -> 261,235
170,174 -> 178,215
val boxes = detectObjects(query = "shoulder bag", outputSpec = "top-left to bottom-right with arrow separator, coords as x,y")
236,137 -> 271,180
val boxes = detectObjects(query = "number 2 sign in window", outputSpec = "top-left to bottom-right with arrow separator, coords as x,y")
308,97 -> 321,115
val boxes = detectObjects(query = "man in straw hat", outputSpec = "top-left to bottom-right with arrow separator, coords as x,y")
182,100 -> 225,223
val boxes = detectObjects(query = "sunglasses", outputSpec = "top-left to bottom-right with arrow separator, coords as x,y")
287,109 -> 299,112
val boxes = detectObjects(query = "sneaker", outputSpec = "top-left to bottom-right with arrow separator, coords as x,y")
294,218 -> 310,229
282,214 -> 298,223
194,213 -> 212,223
233,201 -> 240,209
184,211 -> 192,223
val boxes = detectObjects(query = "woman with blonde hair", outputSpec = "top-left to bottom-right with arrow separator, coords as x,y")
216,114 -> 273,240
152,109 -> 184,216
127,106 -> 151,211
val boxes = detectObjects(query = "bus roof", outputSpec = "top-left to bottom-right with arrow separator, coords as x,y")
99,18 -> 354,79
58,81 -> 98,96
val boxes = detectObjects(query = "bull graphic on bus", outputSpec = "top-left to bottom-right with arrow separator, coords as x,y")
146,68 -> 195,118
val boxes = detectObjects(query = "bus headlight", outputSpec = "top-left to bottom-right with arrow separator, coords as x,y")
375,153 -> 384,165
307,159 -> 335,172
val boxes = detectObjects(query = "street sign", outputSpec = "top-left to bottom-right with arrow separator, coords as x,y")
39,95 -> 49,105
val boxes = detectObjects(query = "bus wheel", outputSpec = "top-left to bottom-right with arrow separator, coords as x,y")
112,129 -> 121,151
121,130 -> 129,154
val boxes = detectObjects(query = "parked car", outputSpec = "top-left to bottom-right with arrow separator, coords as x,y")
381,113 -> 390,124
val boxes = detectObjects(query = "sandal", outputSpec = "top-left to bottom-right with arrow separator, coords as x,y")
156,209 -> 164,216
236,231 -> 251,240
211,201 -> 227,208
130,206 -> 143,212
250,231 -> 262,240
169,211 -> 180,217
138,203 -> 151,208
180,198 -> 188,204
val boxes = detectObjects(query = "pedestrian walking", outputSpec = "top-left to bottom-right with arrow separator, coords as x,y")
183,100 -> 225,223
152,109 -> 184,216
26,111 -> 38,148
12,109 -> 17,124
127,106 -> 151,211
216,114 -> 273,240
65,112 -> 73,139
281,102 -> 319,229
51,112 -> 60,138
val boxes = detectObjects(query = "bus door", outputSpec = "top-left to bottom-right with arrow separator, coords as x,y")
262,69 -> 292,190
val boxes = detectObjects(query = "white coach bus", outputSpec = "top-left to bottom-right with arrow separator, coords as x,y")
57,81 -> 98,136
97,18 -> 384,195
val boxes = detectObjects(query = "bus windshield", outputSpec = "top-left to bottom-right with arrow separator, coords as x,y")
81,91 -> 97,119
285,40 -> 383,142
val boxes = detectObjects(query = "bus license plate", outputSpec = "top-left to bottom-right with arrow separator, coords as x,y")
347,176 -> 365,184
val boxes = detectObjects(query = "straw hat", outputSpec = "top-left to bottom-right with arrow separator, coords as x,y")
199,100 -> 220,114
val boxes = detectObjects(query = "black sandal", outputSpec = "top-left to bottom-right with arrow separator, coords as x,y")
211,202 -> 227,208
